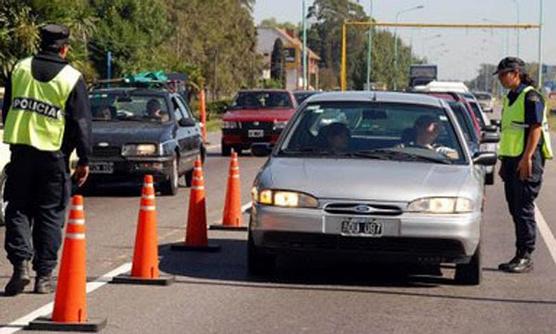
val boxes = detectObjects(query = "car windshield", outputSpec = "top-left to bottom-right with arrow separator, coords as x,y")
474,93 -> 492,100
279,101 -> 466,164
89,92 -> 170,123
231,91 -> 293,109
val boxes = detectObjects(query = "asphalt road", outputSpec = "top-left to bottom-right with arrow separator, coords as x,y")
0,129 -> 555,334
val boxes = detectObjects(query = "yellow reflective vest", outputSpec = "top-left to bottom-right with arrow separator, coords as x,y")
498,86 -> 553,159
3,57 -> 81,151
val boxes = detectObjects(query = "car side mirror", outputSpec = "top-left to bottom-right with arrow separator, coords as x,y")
178,118 -> 196,127
491,119 -> 501,128
483,125 -> 498,133
251,143 -> 272,157
473,152 -> 497,166
481,131 -> 500,144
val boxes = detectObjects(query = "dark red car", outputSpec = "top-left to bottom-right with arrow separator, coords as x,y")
221,89 -> 297,156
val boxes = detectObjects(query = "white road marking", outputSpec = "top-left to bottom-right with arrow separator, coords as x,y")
536,207 -> 556,265
0,263 -> 132,334
0,202 -> 253,333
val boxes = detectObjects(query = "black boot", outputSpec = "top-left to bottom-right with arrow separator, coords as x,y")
506,253 -> 533,273
34,274 -> 54,294
4,261 -> 31,296
498,253 -> 521,271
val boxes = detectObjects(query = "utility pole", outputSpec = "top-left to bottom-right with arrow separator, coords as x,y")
393,5 -> 424,91
513,0 -> 520,56
302,0 -> 308,90
538,0 -> 544,88
106,51 -> 112,80
366,0 -> 373,91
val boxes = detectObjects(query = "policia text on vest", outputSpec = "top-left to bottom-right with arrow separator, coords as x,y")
11,97 -> 64,120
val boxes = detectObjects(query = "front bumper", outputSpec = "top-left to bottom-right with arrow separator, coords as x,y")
250,204 -> 481,264
222,130 -> 281,148
87,155 -> 174,186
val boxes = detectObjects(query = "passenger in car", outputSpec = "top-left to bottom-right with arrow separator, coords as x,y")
145,98 -> 169,122
323,122 -> 351,153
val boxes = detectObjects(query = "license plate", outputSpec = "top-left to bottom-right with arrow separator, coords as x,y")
248,129 -> 264,138
89,162 -> 114,174
341,218 -> 384,237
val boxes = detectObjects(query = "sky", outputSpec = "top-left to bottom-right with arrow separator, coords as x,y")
254,0 -> 556,81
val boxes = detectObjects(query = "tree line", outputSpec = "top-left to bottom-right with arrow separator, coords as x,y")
0,0 -> 259,99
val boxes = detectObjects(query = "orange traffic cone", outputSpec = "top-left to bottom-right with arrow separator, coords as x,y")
171,157 -> 220,252
111,175 -> 174,285
28,196 -> 107,332
210,151 -> 247,231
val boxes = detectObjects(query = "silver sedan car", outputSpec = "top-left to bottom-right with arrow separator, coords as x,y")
248,91 -> 498,285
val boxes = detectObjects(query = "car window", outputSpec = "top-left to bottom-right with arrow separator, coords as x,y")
280,102 -> 465,164
448,102 -> 479,144
176,96 -> 195,119
231,91 -> 293,109
468,102 -> 486,128
89,92 -> 170,123
172,96 -> 190,122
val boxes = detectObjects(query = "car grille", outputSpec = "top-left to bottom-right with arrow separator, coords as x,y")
324,203 -> 402,216
262,232 -> 465,255
239,121 -> 274,131
92,146 -> 121,157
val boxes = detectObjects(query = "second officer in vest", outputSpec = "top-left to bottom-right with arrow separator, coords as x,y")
495,57 -> 552,273
2,24 -> 92,295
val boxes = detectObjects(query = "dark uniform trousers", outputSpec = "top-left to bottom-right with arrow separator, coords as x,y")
500,148 -> 544,254
4,145 -> 70,275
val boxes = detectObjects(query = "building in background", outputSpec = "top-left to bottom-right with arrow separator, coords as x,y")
257,27 -> 320,90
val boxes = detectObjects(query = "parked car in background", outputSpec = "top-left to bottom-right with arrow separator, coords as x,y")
221,89 -> 297,156
293,90 -> 320,105
87,83 -> 204,195
473,91 -> 495,113
249,91 -> 498,285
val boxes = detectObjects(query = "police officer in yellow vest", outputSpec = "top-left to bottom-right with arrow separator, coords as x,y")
1,24 -> 92,295
495,57 -> 553,273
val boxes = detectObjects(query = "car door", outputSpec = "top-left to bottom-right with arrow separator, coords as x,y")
170,95 -> 192,173
173,95 -> 200,169
176,95 -> 202,154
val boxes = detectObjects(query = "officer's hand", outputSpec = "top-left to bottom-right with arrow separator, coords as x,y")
73,165 -> 90,187
516,157 -> 532,181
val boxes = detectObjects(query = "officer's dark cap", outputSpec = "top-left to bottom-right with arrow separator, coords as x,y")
40,24 -> 70,50
493,57 -> 525,75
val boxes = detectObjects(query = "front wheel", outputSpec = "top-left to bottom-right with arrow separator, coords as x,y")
163,156 -> 179,196
221,142 -> 232,156
455,244 -> 481,286
247,231 -> 276,276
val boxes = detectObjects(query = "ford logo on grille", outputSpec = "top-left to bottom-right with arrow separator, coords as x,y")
354,205 -> 374,213
97,142 -> 110,147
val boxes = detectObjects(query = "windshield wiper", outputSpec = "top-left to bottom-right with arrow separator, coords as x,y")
353,149 -> 453,164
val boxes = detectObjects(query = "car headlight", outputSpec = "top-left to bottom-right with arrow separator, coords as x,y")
252,188 -> 318,208
273,120 -> 288,130
121,144 -> 158,157
222,121 -> 238,129
407,197 -> 474,214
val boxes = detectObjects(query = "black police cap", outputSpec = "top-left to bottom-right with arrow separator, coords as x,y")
40,24 -> 70,49
493,57 -> 525,75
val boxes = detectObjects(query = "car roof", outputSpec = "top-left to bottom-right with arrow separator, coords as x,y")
306,91 -> 444,108
238,89 -> 291,93
89,87 -> 169,96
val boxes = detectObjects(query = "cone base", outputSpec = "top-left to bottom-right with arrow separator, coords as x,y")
27,316 -> 107,332
110,274 -> 174,286
170,242 -> 221,252
209,224 -> 247,231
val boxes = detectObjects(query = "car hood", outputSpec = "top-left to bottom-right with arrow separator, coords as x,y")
222,108 -> 295,122
260,157 -> 475,203
92,121 -> 172,145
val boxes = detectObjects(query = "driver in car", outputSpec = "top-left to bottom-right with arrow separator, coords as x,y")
145,98 -> 169,122
407,115 -> 458,158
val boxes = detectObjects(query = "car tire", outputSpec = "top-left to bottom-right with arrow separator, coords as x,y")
163,156 -> 179,196
247,231 -> 276,276
222,142 -> 232,156
0,167 -> 7,226
455,244 -> 481,286
200,144 -> 207,163
485,172 -> 495,186
185,169 -> 193,187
